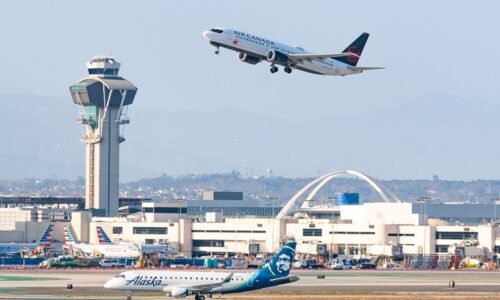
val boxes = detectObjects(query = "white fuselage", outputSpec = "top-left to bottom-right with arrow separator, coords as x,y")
0,243 -> 38,255
71,243 -> 141,258
203,28 -> 360,76
105,270 -> 253,294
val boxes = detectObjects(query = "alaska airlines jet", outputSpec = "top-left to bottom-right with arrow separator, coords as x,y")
203,28 -> 383,75
104,241 -> 298,300
64,225 -> 141,258
97,226 -> 177,256
0,224 -> 54,256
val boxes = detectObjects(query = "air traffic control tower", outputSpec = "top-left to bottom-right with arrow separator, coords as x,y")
69,56 -> 137,216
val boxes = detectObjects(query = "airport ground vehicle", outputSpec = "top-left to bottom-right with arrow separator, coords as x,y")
100,259 -> 126,268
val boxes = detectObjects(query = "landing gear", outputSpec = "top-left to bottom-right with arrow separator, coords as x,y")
270,66 -> 278,73
195,294 -> 206,300
215,49 -> 220,55
126,291 -> 132,300
284,66 -> 292,74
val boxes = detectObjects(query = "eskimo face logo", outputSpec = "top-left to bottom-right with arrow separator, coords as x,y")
275,254 -> 291,273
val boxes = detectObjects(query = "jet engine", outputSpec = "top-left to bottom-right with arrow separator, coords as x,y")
266,50 -> 289,64
238,52 -> 260,65
171,287 -> 190,297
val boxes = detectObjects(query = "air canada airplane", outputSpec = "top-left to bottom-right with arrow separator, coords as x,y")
0,224 -> 54,256
104,241 -> 298,300
97,226 -> 177,256
203,28 -> 383,75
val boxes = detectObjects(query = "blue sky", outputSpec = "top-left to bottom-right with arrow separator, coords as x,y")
0,1 -> 499,180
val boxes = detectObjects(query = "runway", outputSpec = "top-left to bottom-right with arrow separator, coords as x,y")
1,269 -> 500,299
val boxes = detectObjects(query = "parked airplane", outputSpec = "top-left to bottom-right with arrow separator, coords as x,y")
104,241 -> 298,300
203,28 -> 383,75
64,226 -> 141,258
97,226 -> 177,256
0,224 -> 54,256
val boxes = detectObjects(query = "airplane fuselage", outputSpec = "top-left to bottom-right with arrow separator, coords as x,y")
105,270 -> 297,295
203,28 -> 362,76
71,243 -> 141,258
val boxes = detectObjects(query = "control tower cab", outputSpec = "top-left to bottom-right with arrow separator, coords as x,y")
69,56 -> 138,217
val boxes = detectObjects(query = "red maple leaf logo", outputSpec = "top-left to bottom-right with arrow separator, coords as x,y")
232,39 -> 239,45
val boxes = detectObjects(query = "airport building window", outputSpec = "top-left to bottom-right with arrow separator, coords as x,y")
303,228 -> 322,237
143,207 -> 187,214
133,227 -> 168,235
435,245 -> 449,253
388,233 -> 415,237
191,229 -> 265,233
331,231 -> 375,235
494,246 -> 500,254
193,240 -> 224,247
435,231 -> 478,240
112,227 -> 123,234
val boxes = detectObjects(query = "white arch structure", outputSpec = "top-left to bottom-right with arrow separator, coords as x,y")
275,170 -> 401,219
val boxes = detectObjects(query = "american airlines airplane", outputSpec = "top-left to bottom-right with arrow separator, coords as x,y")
97,226 -> 178,256
104,241 -> 298,300
64,226 -> 141,258
0,224 -> 54,256
203,28 -> 383,75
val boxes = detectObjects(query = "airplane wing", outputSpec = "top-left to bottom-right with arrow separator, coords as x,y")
288,52 -> 358,62
347,66 -> 385,71
165,272 -> 234,293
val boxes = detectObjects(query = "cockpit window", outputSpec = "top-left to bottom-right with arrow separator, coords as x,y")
210,29 -> 223,33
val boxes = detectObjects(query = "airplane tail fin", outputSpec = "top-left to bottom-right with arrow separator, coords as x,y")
255,241 -> 296,280
64,225 -> 77,247
97,226 -> 113,245
333,32 -> 369,66
34,224 -> 54,254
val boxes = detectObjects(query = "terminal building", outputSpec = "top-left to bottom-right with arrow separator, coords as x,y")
1,171 -> 500,262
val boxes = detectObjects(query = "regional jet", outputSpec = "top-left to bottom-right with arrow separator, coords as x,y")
203,28 -> 383,75
97,226 -> 177,256
64,225 -> 141,258
0,224 -> 54,256
104,241 -> 298,300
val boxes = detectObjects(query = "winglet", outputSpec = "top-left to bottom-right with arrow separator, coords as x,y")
223,272 -> 234,283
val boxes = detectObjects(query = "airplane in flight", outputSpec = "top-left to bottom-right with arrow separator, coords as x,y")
203,28 -> 383,75
97,226 -> 177,256
0,224 -> 54,256
104,241 -> 298,300
64,225 -> 141,258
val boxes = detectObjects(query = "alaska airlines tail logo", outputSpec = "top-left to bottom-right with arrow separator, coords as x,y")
256,241 -> 296,281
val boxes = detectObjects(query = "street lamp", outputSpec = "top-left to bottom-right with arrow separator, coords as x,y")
491,198 -> 500,223
418,197 -> 430,255
328,196 -> 335,261
268,196 -> 279,254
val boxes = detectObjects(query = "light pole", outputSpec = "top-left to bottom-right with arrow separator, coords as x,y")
268,196 -> 278,253
491,198 -> 500,223
418,197 -> 429,255
328,195 -> 335,261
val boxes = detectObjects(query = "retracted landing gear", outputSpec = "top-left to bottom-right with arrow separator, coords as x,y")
270,65 -> 278,73
195,294 -> 206,300
284,66 -> 292,74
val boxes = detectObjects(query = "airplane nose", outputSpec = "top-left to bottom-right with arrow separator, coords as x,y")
203,31 -> 212,40
104,279 -> 113,289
